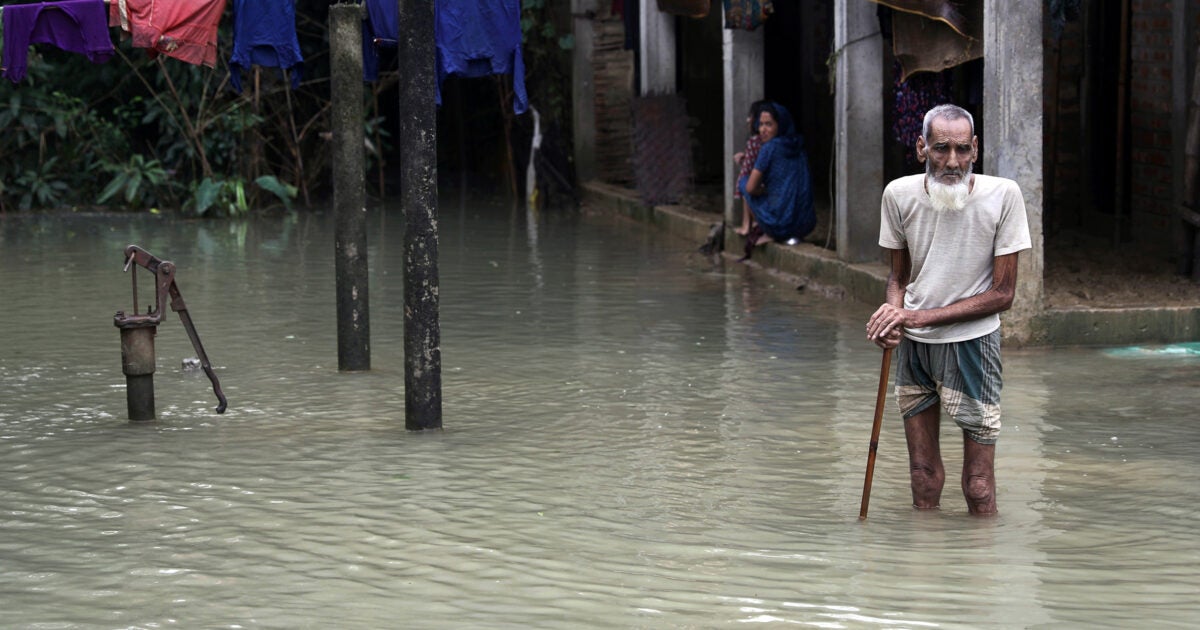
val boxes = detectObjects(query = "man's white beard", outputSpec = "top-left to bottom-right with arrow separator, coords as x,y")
926,168 -> 971,212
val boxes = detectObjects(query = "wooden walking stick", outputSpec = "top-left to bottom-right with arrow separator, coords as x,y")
859,347 -> 893,520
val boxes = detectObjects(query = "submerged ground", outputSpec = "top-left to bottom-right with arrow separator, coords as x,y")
1,205 -> 1197,627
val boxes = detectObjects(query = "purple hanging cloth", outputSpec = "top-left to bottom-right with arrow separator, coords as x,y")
2,0 -> 114,83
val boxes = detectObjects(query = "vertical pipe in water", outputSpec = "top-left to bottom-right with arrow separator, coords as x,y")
398,0 -> 443,429
118,324 -> 158,422
331,4 -> 371,372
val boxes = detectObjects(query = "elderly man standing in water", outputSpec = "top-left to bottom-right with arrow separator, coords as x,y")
865,104 -> 1031,515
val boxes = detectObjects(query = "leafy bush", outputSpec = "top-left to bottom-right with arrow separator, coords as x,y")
0,7 -> 335,215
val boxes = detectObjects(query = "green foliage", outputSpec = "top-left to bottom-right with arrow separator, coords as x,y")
13,158 -> 69,211
188,175 -> 297,217
97,155 -> 173,210
0,6 -> 336,215
189,177 -> 247,217
0,2 -> 558,214
254,175 -> 299,212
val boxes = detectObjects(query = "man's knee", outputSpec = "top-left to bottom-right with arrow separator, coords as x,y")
963,473 -> 993,503
909,461 -> 945,500
909,460 -> 942,481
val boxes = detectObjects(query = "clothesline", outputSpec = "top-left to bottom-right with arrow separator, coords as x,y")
2,0 -> 529,114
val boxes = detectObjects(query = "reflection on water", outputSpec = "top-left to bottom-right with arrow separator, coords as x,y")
1,204 -> 1198,628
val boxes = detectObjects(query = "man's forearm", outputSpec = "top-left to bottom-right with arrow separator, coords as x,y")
908,286 -> 1015,328
908,252 -> 1020,328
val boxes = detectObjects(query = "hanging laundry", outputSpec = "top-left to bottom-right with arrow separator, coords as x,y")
361,0 -> 528,114
109,0 -> 227,68
868,0 -> 978,38
868,0 -> 982,80
361,0 -> 398,82
2,0 -> 114,83
721,0 -> 774,31
437,0 -> 528,115
657,0 -> 709,18
892,60 -> 953,166
1,7 -> 5,72
229,0 -> 303,93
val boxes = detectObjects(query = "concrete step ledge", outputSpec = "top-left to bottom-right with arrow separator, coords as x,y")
581,180 -> 1200,347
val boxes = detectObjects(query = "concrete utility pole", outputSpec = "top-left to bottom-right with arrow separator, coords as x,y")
330,4 -> 371,372
398,0 -> 443,430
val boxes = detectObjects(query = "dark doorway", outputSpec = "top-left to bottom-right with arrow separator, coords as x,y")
763,0 -> 835,204
677,8 -> 726,189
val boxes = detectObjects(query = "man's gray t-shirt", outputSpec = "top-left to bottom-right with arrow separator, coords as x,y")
878,173 -> 1032,343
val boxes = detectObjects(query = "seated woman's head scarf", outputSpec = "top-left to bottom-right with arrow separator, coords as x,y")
749,99 -> 770,133
761,101 -> 804,156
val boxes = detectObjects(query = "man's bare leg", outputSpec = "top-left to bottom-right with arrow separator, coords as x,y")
962,435 -> 997,515
903,407 -> 945,509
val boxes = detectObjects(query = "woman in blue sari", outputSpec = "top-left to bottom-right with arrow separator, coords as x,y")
737,102 -> 816,257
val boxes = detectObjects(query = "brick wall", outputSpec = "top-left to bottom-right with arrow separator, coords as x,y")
1045,0 -> 1197,251
1044,9 -> 1085,232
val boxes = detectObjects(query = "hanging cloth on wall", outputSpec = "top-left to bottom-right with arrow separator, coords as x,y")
868,0 -> 978,38
109,0 -> 228,68
436,0 -> 528,115
229,0 -> 303,93
721,0 -> 774,31
2,0 -> 114,83
361,0 -> 398,82
868,0 -> 981,81
657,0 -> 709,18
892,60 -> 953,166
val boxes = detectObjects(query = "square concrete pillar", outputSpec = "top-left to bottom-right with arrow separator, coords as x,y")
572,0 -> 599,182
723,24 -> 765,228
833,0 -> 884,263
984,0 -> 1044,343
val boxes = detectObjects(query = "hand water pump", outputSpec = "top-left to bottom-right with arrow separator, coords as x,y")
113,245 -> 227,421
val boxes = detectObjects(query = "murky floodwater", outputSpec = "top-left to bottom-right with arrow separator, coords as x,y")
1,201 -> 1198,628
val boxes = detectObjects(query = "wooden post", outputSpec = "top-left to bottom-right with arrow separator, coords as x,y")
398,0 -> 443,430
330,4 -> 371,372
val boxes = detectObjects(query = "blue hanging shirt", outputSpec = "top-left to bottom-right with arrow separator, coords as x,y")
362,0 -> 528,115
361,0 -> 398,82
437,0 -> 528,114
229,0 -> 303,93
